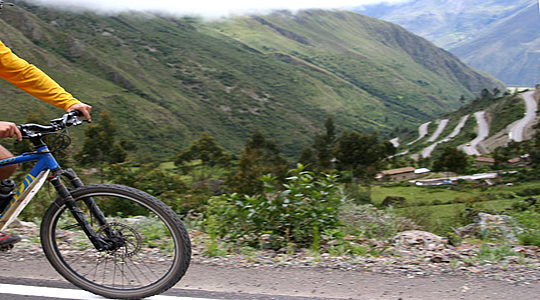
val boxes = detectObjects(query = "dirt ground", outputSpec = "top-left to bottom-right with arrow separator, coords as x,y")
2,254 -> 540,300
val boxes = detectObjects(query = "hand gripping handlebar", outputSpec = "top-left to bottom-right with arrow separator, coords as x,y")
18,111 -> 84,139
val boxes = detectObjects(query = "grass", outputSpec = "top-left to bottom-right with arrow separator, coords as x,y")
369,180 -> 540,234
371,185 -> 479,206
372,180 -> 540,207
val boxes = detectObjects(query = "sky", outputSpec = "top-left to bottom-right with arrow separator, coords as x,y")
24,0 -> 411,18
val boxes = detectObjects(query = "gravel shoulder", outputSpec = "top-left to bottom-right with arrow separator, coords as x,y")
2,241 -> 540,300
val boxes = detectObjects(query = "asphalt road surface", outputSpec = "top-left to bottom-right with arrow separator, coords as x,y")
509,90 -> 537,142
463,111 -> 489,155
2,259 -> 540,300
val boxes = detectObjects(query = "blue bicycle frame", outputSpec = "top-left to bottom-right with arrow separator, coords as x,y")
0,144 -> 60,230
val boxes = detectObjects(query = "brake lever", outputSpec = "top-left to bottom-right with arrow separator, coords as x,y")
0,1 -> 14,14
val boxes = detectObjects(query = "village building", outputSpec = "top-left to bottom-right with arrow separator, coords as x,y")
506,155 -> 530,168
474,156 -> 495,168
376,167 -> 418,182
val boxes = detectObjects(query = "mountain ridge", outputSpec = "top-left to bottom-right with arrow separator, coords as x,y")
355,0 -> 539,86
0,3 -> 503,159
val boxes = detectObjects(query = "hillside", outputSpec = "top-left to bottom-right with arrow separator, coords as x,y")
356,0 -> 538,86
0,2 -> 502,159
451,3 -> 540,86
397,88 -> 538,159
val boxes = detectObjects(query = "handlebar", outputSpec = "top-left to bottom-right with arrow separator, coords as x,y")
0,1 -> 14,14
18,111 -> 84,139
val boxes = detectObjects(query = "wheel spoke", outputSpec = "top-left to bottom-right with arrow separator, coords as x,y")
41,185 -> 190,299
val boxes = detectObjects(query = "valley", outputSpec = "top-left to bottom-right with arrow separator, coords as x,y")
356,0 -> 540,87
0,2 -> 502,160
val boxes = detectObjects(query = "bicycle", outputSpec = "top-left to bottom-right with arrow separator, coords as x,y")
0,111 -> 191,299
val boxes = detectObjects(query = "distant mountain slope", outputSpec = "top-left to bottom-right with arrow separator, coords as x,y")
451,3 -> 540,86
0,3 -> 502,159
356,0 -> 539,86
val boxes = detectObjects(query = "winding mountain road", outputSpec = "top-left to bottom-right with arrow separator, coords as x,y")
426,119 -> 448,142
462,111 -> 489,156
407,121 -> 431,145
396,90 -> 538,158
421,115 -> 469,158
509,90 -> 537,142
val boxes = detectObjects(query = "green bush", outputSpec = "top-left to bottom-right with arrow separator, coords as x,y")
516,188 -> 540,197
513,210 -> 540,246
105,163 -> 209,215
476,244 -> 522,263
339,203 -> 420,239
204,165 -> 341,250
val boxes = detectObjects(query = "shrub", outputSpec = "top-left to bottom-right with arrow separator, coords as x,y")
512,210 -> 540,246
476,244 -> 522,263
204,165 -> 341,250
105,163 -> 208,214
339,203 -> 420,239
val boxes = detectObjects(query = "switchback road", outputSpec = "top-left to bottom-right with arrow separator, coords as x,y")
509,90 -> 537,142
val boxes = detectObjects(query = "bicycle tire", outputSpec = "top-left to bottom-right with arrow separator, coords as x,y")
40,184 -> 191,299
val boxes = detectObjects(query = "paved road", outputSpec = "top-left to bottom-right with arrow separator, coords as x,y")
509,90 -> 537,142
421,115 -> 469,158
463,111 -> 489,155
407,121 -> 431,145
0,279 -> 344,300
426,119 -> 448,142
1,258 -> 540,300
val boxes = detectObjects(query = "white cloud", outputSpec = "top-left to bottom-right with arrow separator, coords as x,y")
24,0 -> 411,18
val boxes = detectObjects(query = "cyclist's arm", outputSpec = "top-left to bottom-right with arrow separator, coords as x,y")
0,40 -> 81,111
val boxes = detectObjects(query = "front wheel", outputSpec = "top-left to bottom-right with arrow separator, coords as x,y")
40,184 -> 191,299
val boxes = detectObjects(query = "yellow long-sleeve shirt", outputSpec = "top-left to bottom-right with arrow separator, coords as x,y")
0,39 -> 80,110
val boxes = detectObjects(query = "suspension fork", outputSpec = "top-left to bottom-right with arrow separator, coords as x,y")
60,169 -> 109,228
50,170 -> 113,251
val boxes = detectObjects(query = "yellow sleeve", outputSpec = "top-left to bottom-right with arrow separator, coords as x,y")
0,40 -> 81,110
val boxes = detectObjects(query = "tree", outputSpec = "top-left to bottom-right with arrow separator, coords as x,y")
481,88 -> 493,100
174,132 -> 231,179
530,122 -> 540,168
228,129 -> 289,195
77,110 -> 127,174
432,146 -> 469,174
298,146 -> 317,168
298,116 -> 336,172
333,131 -> 390,180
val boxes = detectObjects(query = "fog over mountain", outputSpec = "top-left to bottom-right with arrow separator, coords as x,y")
24,0 -> 412,18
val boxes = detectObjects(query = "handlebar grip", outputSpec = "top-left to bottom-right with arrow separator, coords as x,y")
68,110 -> 83,117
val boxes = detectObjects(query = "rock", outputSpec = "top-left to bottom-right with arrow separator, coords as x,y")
126,216 -> 150,223
455,213 -> 520,242
455,224 -> 478,238
478,213 -> 519,242
429,255 -> 450,263
381,196 -> 406,207
9,219 -> 38,235
514,246 -> 540,258
392,230 -> 447,247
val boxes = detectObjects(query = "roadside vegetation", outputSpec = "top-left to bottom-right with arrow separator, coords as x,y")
13,93 -> 540,262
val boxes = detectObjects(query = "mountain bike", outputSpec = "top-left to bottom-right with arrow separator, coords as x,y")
0,111 -> 191,299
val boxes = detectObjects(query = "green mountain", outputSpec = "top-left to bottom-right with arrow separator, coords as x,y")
0,3 -> 502,160
356,0 -> 539,86
451,3 -> 540,86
